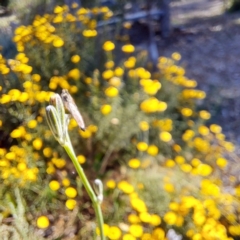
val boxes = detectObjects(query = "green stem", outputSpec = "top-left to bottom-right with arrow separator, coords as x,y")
63,142 -> 105,240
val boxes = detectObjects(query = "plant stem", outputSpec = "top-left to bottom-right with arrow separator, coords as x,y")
63,142 -> 105,240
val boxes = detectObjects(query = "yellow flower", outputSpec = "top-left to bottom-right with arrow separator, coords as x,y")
32,74 -> 41,82
143,81 -> 161,95
114,67 -> 124,77
105,86 -> 118,97
0,94 -> 11,104
32,138 -> 43,150
140,98 -> 167,113
102,69 -> 114,79
107,226 -> 122,240
182,129 -> 195,141
106,179 -> 116,189
128,158 -> 141,169
136,142 -> 148,151
139,212 -> 151,223
150,214 -> 161,226
17,162 -> 27,171
71,55 -> 81,63
109,77 -> 121,87
159,131 -> 172,142
122,44 -> 135,53
165,159 -> 175,167
164,183 -> 175,193
96,223 -> 110,236
77,155 -> 86,164
180,163 -> 192,173
124,56 -> 136,68
198,125 -> 209,136
164,211 -> 177,225
101,104 -> 112,115
197,164 -> 212,176
65,187 -> 77,198
147,145 -> 158,156
139,121 -> 149,131
82,29 -> 97,37
62,178 -> 70,187
210,124 -> 222,133
171,52 -> 181,61
27,119 -> 37,129
105,60 -> 115,69
49,180 -> 60,191
129,224 -> 143,238
54,5 -> 64,14
123,234 -> 136,240
79,129 -> 92,138
88,124 -> 98,133
128,214 -> 140,224
216,157 -> 227,168
68,68 -> 81,80
181,108 -> 193,117
37,216 -> 50,229
118,181 -> 134,194
175,155 -> 185,164
65,199 -> 77,210
199,110 -> 211,120
103,41 -> 115,51
130,198 -> 147,212
53,37 -> 64,47
191,158 -> 201,167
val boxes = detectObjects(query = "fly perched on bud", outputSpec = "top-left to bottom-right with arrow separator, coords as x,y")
61,89 -> 85,131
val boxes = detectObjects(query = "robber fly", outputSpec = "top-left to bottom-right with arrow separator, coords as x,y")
61,89 -> 85,131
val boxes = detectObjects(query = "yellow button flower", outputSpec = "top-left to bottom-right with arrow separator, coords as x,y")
107,226 -> 122,240
68,68 -> 81,80
106,179 -> 116,189
114,67 -> 124,77
65,199 -> 77,210
118,181 -> 134,194
62,178 -> 70,187
49,180 -> 60,191
102,41 -> 115,51
129,224 -> 143,238
147,145 -> 158,156
101,104 -> 112,115
165,159 -> 175,168
216,157 -> 227,168
139,121 -> 149,131
53,37 -> 64,47
65,187 -> 77,198
199,110 -> 211,120
136,142 -> 148,151
32,138 -> 43,150
128,158 -> 141,169
37,216 -> 50,229
82,29 -> 97,37
181,108 -> 193,117
71,55 -> 81,63
164,211 -> 177,225
102,69 -> 114,79
77,155 -> 86,164
159,131 -> 172,142
105,86 -> 118,97
27,119 -> 37,129
122,44 -> 135,53
210,124 -> 222,133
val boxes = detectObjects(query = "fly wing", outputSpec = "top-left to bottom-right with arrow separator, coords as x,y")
68,102 -> 85,131
61,89 -> 85,131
